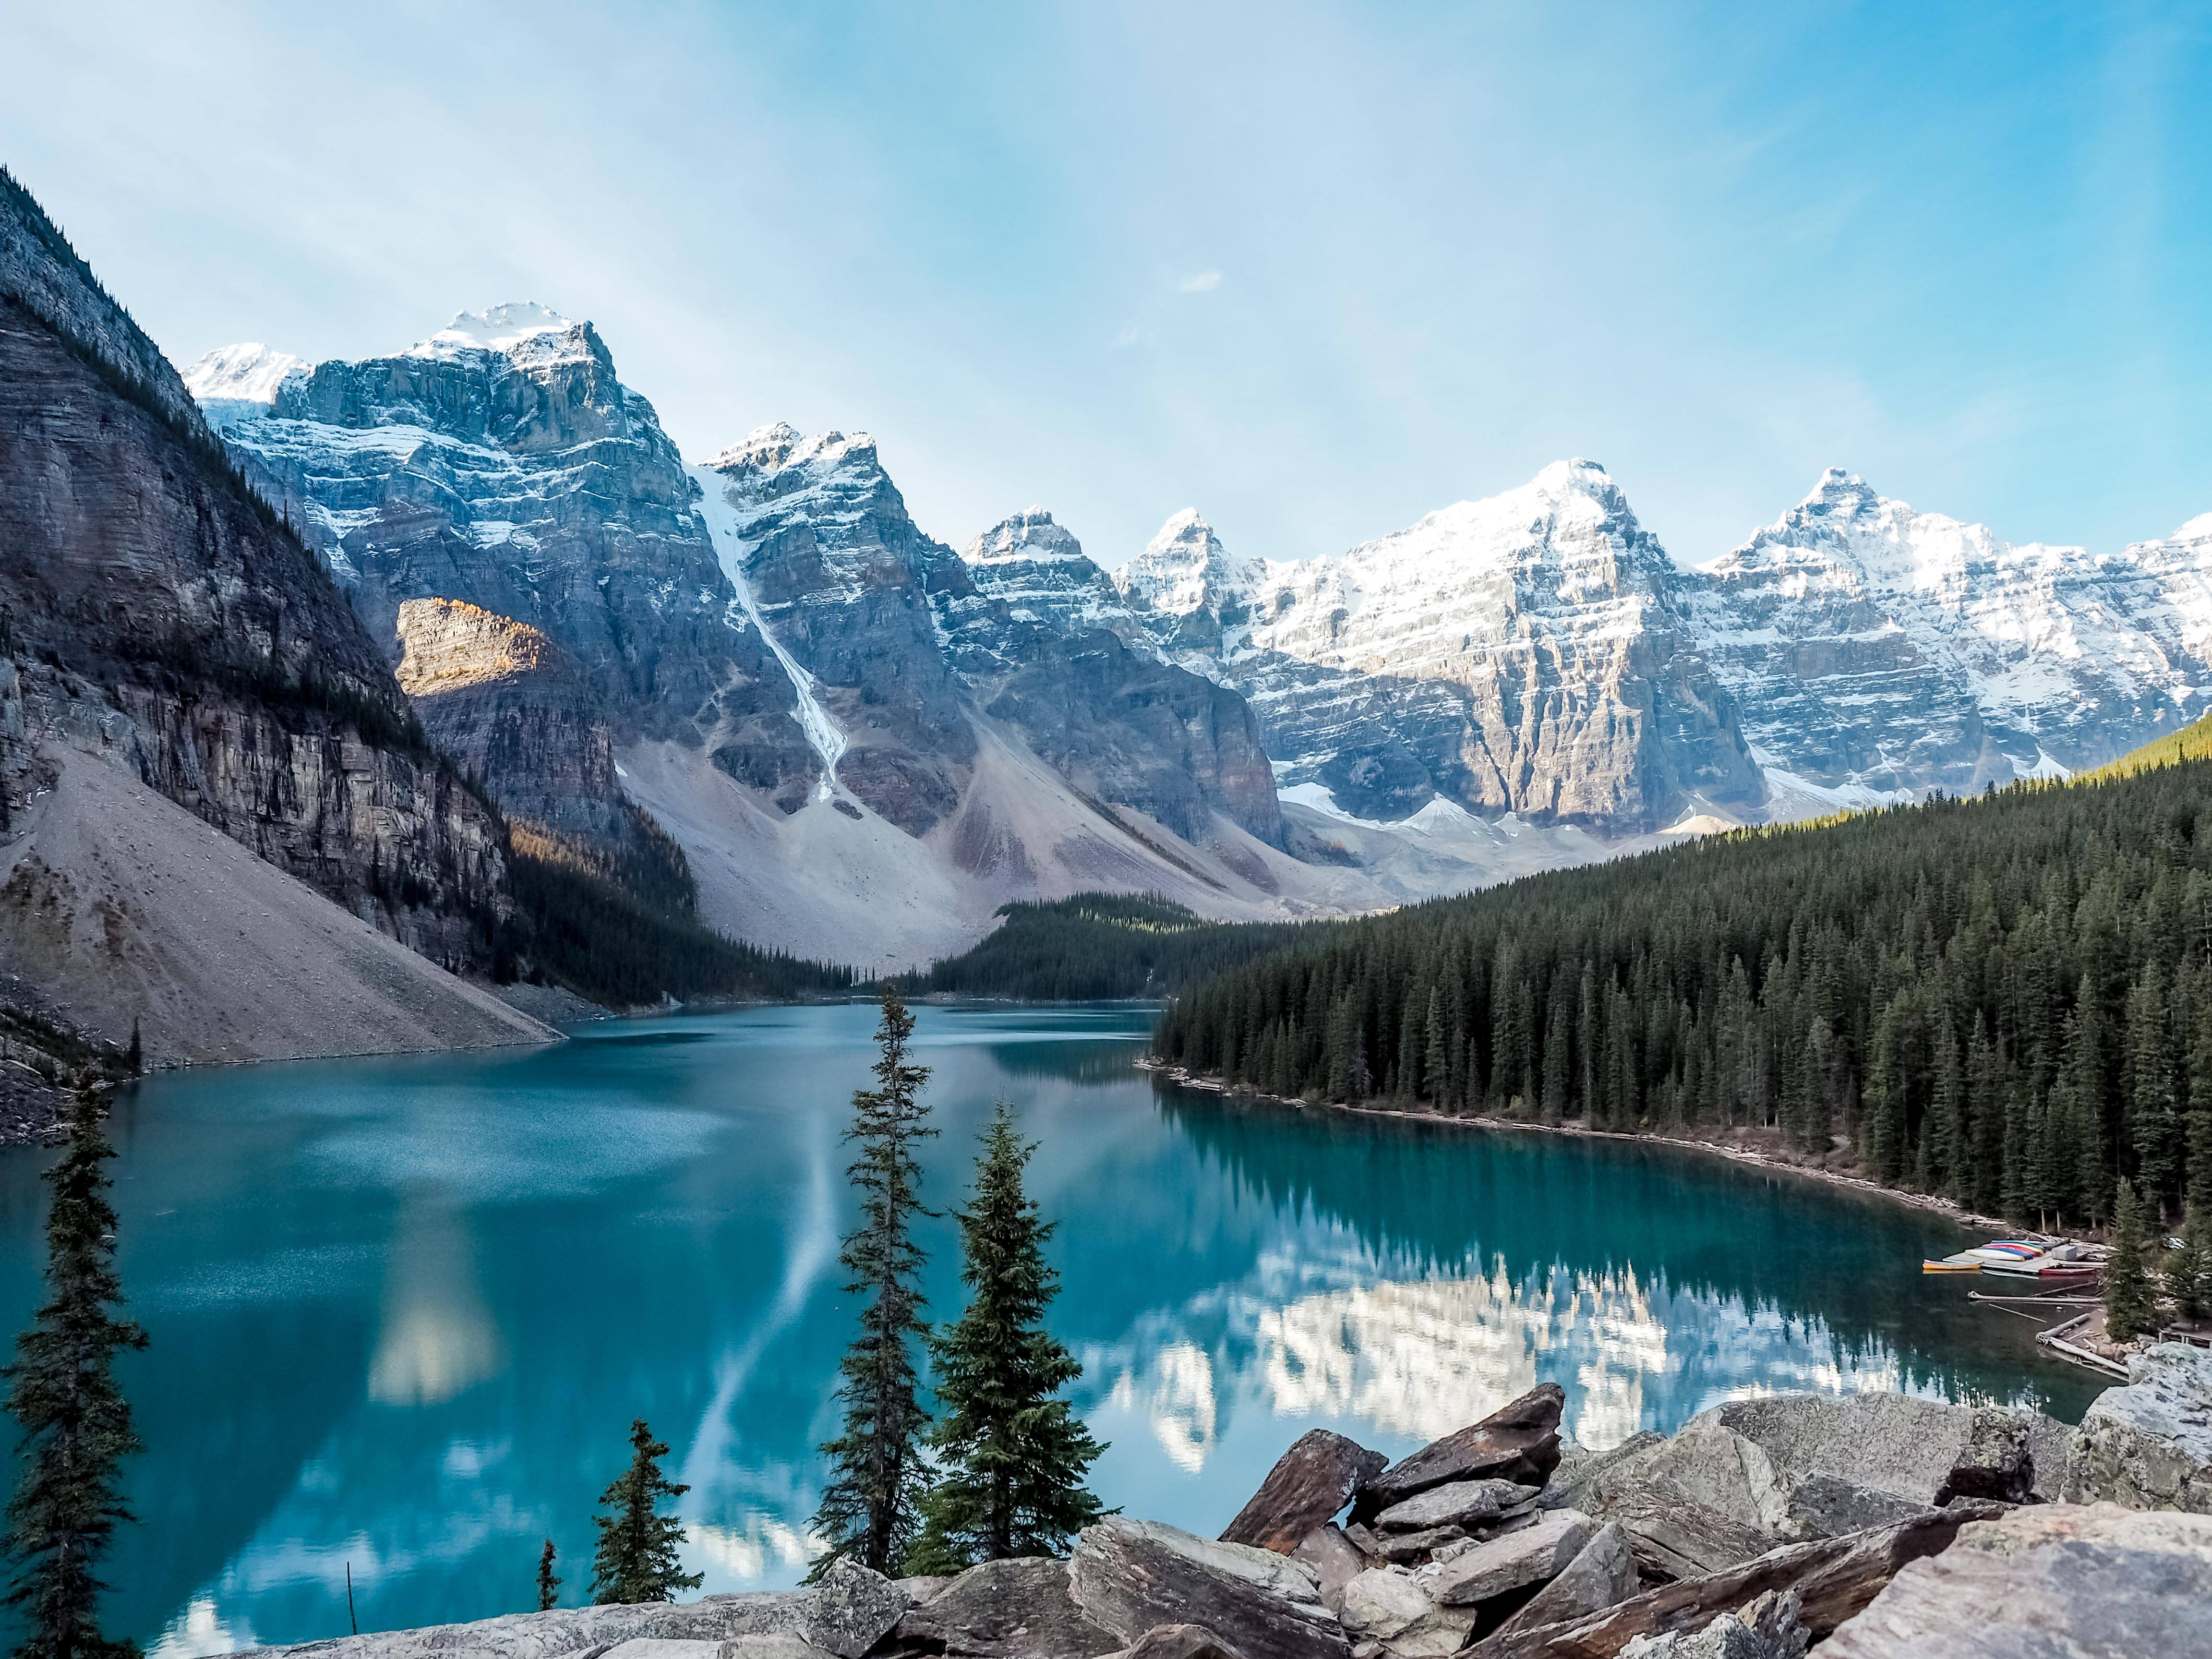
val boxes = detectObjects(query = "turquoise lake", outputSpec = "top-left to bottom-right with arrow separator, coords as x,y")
0,1001 -> 2103,1654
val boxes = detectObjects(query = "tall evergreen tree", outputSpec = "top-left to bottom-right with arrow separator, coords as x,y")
810,990 -> 938,1578
590,1420 -> 700,1605
3,1092 -> 146,1659
907,1105 -> 1106,1575
2164,1206 -> 2208,1323
2104,1179 -> 2157,1345
536,1539 -> 561,1611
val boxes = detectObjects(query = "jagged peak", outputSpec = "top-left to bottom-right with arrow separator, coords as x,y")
700,422 -> 878,477
965,508 -> 1091,566
1146,507 -> 1219,556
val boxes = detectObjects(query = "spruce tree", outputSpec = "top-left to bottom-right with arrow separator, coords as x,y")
907,1105 -> 1106,1575
590,1419 -> 700,1605
810,990 -> 938,1578
3,1092 -> 146,1659
536,1539 -> 560,1611
2104,1179 -> 2157,1345
2164,1207 -> 2208,1323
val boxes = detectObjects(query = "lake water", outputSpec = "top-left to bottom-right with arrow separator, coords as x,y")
0,1002 -> 2102,1655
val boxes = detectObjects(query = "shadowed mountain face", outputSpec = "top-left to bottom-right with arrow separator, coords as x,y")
0,172 -> 509,984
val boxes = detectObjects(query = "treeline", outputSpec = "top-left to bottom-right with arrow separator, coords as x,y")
916,892 -> 1329,1000
1154,751 -> 2212,1231
505,839 -> 853,1007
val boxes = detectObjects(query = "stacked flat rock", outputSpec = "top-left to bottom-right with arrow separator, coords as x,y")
1355,1383 -> 1565,1521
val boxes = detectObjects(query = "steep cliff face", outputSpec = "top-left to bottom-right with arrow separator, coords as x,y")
198,306 -> 817,790
1690,471 -> 2212,794
394,599 -> 621,839
945,511 -> 1284,846
0,179 -> 509,973
694,424 -> 981,833
1115,465 -> 1765,831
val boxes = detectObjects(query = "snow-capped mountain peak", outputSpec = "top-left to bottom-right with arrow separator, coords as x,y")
409,301 -> 585,363
181,342 -> 313,429
1116,509 -> 1256,617
701,423 -> 877,481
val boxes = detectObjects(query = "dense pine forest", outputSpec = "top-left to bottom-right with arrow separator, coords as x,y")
914,893 -> 1330,1000
1154,735 -> 2212,1232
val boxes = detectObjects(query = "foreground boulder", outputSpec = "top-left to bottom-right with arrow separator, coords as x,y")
1470,1502 -> 2003,1659
1374,1477 -> 1538,1534
231,1560 -> 909,1659
1480,1522 -> 1638,1645
1822,1503 -> 2212,1657
874,1556 -> 1119,1657
1069,1517 -> 1350,1659
1414,1508 -> 1595,1607
2062,1341 -> 2212,1514
1356,1384 -> 1564,1519
1219,1429 -> 1388,1552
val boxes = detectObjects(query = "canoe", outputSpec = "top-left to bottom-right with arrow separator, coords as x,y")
1923,1255 -> 1985,1272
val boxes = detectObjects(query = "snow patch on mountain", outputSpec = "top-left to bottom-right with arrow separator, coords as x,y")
181,342 -> 313,429
410,301 -> 581,361
689,461 -> 847,799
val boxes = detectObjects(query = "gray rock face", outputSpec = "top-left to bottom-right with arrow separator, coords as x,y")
228,1568 -> 908,1659
0,180 -> 510,974
1069,1517 -> 1349,1659
217,308 -> 808,773
1821,1503 -> 2212,1658
1375,1478 -> 1539,1534
945,512 -> 1284,847
1219,1429 -> 1388,1553
1616,1589 -> 1808,1659
1482,1521 -> 1638,1644
1335,1566 -> 1473,1657
1358,1383 -> 1565,1517
2063,1341 -> 2212,1514
877,1555 -> 1120,1657
1703,1391 -> 2053,1510
1114,472 -> 1767,832
1414,1509 -> 1595,1607
1687,469 -> 2212,794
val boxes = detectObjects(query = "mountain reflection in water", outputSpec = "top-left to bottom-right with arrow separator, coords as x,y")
0,1003 -> 2100,1656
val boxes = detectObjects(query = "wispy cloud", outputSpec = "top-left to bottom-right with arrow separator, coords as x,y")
1177,270 -> 1222,293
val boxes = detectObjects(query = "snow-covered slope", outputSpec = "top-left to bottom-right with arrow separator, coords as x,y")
1689,470 -> 2212,793
180,341 -> 314,429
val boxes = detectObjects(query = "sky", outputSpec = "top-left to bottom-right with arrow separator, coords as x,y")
3,0 -> 2207,569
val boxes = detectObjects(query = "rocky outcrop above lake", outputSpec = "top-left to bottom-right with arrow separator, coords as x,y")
2062,1341 -> 2212,1514
229,1378 -> 2212,1659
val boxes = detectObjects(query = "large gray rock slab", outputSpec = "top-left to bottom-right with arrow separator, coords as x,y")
1069,1518 -> 1348,1659
1291,1524 -> 1368,1611
1413,1508 -> 1595,1606
1821,1502 -> 2212,1657
1578,1416 -> 1790,1576
1375,1478 -> 1538,1534
1218,1429 -> 1387,1553
1357,1384 -> 1564,1518
2062,1341 -> 2212,1514
1477,1522 -> 1638,1647
876,1555 -> 1121,1658
230,1565 -> 909,1659
1704,1392 -> 2061,1509
1100,1625 -> 1247,1659
1543,1431 -> 1663,1512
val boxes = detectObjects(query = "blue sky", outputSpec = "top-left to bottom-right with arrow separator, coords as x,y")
5,0 -> 2206,567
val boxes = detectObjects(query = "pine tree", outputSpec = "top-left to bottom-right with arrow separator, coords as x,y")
536,1539 -> 561,1611
3,1092 -> 147,1659
2164,1206 -> 2208,1323
2104,1179 -> 2157,1345
590,1420 -> 700,1605
810,990 -> 938,1578
907,1105 -> 1106,1575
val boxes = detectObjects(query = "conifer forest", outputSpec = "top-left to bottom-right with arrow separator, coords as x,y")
1153,757 -> 2212,1231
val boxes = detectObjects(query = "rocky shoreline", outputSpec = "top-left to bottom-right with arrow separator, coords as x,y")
234,1347 -> 2212,1659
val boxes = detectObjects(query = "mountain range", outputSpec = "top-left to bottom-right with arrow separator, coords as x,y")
7,159 -> 2211,1058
